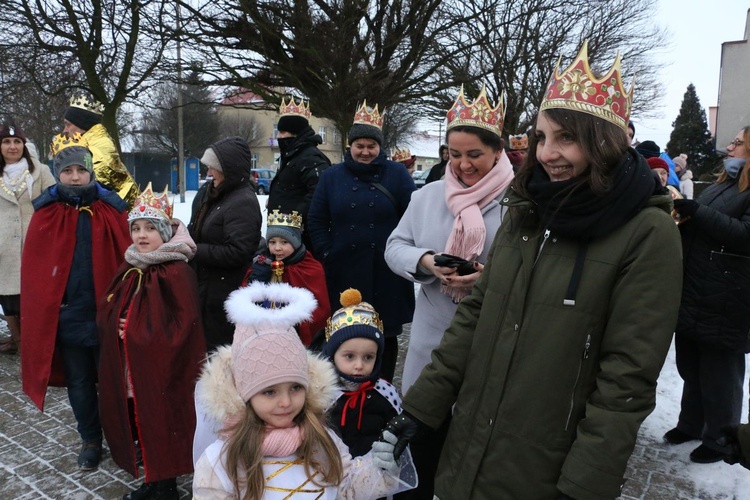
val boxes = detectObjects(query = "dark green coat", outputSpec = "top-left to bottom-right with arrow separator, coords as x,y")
402,189 -> 683,500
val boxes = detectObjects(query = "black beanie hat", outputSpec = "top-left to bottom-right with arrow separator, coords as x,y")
635,140 -> 660,159
64,107 -> 102,132
277,115 -> 309,135
348,123 -> 384,146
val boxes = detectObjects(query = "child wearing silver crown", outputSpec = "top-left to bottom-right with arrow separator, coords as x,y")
192,282 -> 417,499
241,210 -> 330,346
322,289 -> 403,458
97,183 -> 206,499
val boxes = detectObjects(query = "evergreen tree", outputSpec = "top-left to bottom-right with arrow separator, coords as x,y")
666,84 -> 720,178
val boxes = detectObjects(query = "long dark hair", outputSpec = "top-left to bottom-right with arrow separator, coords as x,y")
0,139 -> 34,176
446,125 -> 503,152
513,109 -> 629,197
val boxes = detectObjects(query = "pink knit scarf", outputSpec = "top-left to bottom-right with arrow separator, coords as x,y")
443,153 -> 514,299
261,424 -> 304,458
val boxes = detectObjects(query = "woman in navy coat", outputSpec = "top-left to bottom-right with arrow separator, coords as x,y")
307,103 -> 415,381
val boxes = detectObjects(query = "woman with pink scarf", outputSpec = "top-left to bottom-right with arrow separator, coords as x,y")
384,86 -> 512,499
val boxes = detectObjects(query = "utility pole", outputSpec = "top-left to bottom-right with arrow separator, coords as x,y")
176,1 -> 185,202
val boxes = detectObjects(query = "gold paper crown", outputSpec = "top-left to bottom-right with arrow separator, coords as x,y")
325,288 -> 384,341
446,85 -> 505,138
391,147 -> 411,163
509,134 -> 528,151
50,132 -> 88,156
267,210 -> 303,230
127,182 -> 173,222
539,40 -> 634,130
278,96 -> 311,120
352,101 -> 384,130
69,94 -> 105,115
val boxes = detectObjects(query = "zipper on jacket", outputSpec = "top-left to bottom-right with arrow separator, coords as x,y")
532,229 -> 551,269
565,334 -> 591,431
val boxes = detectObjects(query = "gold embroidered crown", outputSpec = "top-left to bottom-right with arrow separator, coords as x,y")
391,147 -> 411,163
539,40 -> 634,131
69,94 -> 105,115
128,182 -> 173,222
509,133 -> 528,150
352,101 -> 384,130
446,85 -> 505,138
50,132 -> 88,156
278,95 -> 311,120
267,210 -> 303,230
325,289 -> 383,341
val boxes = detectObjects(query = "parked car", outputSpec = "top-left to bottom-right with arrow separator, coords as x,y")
412,168 -> 431,188
251,168 -> 276,195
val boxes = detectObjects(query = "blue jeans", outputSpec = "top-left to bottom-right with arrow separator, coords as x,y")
58,345 -> 101,443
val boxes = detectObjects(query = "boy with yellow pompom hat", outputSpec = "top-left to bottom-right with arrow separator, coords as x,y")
323,289 -> 403,457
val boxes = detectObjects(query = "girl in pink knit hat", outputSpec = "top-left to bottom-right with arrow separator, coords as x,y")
192,282 -> 417,499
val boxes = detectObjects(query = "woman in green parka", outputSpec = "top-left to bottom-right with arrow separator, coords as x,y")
383,42 -> 684,500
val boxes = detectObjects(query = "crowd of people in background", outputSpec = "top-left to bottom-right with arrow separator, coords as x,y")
1,38 -> 750,500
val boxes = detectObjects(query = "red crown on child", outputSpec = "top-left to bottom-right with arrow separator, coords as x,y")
278,95 -> 311,120
267,210 -> 303,230
353,101 -> 384,130
446,85 -> 505,138
509,134 -> 528,151
128,182 -> 173,222
540,40 -> 634,131
391,147 -> 412,163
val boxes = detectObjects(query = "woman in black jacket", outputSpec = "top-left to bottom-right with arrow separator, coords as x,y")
189,137 -> 262,350
667,126 -> 750,464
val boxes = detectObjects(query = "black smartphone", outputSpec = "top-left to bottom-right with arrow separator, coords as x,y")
433,253 -> 476,275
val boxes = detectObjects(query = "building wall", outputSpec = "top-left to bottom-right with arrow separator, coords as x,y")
716,9 -> 750,150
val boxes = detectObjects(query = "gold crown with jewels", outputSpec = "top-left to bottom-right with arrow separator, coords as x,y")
128,182 -> 173,222
50,132 -> 88,156
391,147 -> 412,163
68,93 -> 105,115
446,85 -> 505,138
325,288 -> 383,341
267,210 -> 303,230
278,95 -> 311,120
539,40 -> 634,131
509,133 -> 528,150
352,101 -> 384,130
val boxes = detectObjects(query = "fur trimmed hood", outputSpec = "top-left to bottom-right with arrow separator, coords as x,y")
195,345 -> 340,425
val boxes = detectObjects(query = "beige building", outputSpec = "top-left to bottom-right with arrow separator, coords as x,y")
219,90 -> 344,170
715,9 -> 750,149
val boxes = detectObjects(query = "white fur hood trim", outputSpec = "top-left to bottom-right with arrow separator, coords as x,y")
195,346 -> 340,423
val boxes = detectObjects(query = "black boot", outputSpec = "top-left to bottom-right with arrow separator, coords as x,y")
77,439 -> 102,471
123,479 -> 178,500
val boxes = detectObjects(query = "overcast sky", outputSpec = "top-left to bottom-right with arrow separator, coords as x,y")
635,1 -> 749,151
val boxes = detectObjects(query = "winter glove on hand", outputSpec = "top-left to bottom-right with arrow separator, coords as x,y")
371,430 -> 400,476
718,425 -> 744,467
381,412 -> 425,461
673,199 -> 699,218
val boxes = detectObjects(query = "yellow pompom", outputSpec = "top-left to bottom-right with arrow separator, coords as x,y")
339,288 -> 362,308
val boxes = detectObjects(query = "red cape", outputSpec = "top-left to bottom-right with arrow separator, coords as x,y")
284,252 -> 331,345
97,260 -> 206,481
21,200 -> 130,411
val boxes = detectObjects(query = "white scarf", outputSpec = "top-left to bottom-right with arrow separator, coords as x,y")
2,158 -> 33,195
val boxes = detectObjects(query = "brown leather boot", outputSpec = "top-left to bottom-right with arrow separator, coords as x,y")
0,316 -> 20,355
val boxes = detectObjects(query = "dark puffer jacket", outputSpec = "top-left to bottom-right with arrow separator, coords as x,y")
267,127 -> 331,224
676,176 -> 750,352
189,137 -> 262,349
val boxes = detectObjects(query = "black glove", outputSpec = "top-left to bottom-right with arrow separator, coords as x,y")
380,412 -> 425,460
718,425 -> 743,466
673,199 -> 699,218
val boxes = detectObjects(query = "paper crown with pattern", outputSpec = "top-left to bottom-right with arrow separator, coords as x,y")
278,95 -> 311,120
352,101 -> 384,130
391,147 -> 412,163
128,182 -> 173,222
539,40 -> 634,131
509,134 -> 528,150
50,132 -> 87,157
446,85 -> 505,138
325,288 -> 383,341
68,93 -> 105,115
267,209 -> 303,230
